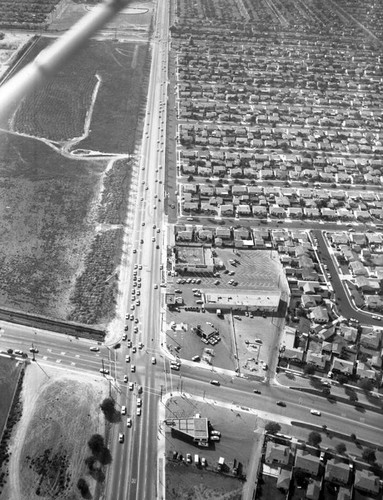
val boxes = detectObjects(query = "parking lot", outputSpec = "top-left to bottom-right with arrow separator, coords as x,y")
165,249 -> 285,374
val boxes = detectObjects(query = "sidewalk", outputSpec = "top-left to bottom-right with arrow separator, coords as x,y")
275,370 -> 383,414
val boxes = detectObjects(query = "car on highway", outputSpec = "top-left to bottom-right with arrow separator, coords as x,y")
138,342 -> 143,349
129,314 -> 134,320
121,405 -> 126,415
125,355 -> 130,363
137,385 -> 143,394
210,380 -> 220,386
253,389 -> 261,394
133,249 -> 137,253
276,401 -> 286,407
132,346 -> 136,353
99,368 -> 109,375
151,357 -> 156,364
29,347 -> 39,353
14,350 -> 24,356
153,224 -> 156,229
123,375 -> 128,383
136,408 -> 141,416
140,239 -> 144,244
154,284 -> 158,289
127,418 -> 132,428
170,363 -> 180,371
133,326 -> 138,334
124,325 -> 129,331
131,365 -> 136,372
127,340 -> 132,348
152,237 -> 155,242
118,433 -> 124,443
122,334 -> 127,340
89,346 -> 100,352
129,382 -> 134,391
137,397 -> 142,407
310,409 -> 321,416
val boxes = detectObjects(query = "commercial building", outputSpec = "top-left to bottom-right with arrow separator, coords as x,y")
175,246 -> 214,274
203,289 -> 281,313
170,415 -> 209,447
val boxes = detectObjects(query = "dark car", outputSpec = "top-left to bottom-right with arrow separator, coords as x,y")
276,401 -> 286,407
253,389 -> 261,394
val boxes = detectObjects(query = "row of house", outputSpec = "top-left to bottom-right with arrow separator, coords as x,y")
263,437 -> 381,499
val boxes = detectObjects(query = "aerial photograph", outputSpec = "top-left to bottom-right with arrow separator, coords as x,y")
0,0 -> 382,499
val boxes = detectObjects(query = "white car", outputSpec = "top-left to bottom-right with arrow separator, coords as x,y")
127,418 -> 132,428
211,430 -> 221,437
89,346 -> 100,352
154,284 -> 158,289
125,355 -> 130,363
137,398 -> 142,407
136,408 -> 141,416
118,433 -> 124,443
129,382 -> 134,391
99,368 -> 109,375
121,405 -> 127,415
131,365 -> 136,372
310,409 -> 321,416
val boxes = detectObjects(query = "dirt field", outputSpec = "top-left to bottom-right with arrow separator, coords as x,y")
1,362 -> 109,500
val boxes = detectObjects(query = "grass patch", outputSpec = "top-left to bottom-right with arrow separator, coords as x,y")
0,357 -> 21,437
68,228 -> 124,325
98,157 -> 135,224
0,131 -> 106,320
12,37 -> 150,154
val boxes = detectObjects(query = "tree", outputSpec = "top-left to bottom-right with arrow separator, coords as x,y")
335,443 -> 347,454
88,434 -> 105,455
337,374 -> 348,385
100,398 -> 115,418
77,478 -> 89,497
362,448 -> 376,464
265,421 -> 281,434
85,455 -> 97,471
303,364 -> 315,375
308,431 -> 322,446
350,433 -> 357,442
358,378 -> 374,392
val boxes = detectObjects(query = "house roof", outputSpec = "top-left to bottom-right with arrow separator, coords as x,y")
265,442 -> 290,465
354,470 -> 380,494
295,449 -> 320,475
324,459 -> 350,485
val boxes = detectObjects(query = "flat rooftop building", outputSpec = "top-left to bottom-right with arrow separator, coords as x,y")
170,416 -> 209,447
204,289 -> 281,312
175,246 -> 214,273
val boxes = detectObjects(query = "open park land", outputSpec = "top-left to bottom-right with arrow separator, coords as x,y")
0,34 -> 150,326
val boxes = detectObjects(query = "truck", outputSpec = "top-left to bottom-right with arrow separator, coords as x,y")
216,309 -> 222,317
217,456 -> 225,471
194,454 -> 199,466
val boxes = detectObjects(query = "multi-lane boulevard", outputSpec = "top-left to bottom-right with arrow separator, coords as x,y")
0,4 -> 383,500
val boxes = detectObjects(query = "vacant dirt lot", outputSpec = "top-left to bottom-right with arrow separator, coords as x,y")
1,363 -> 108,500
